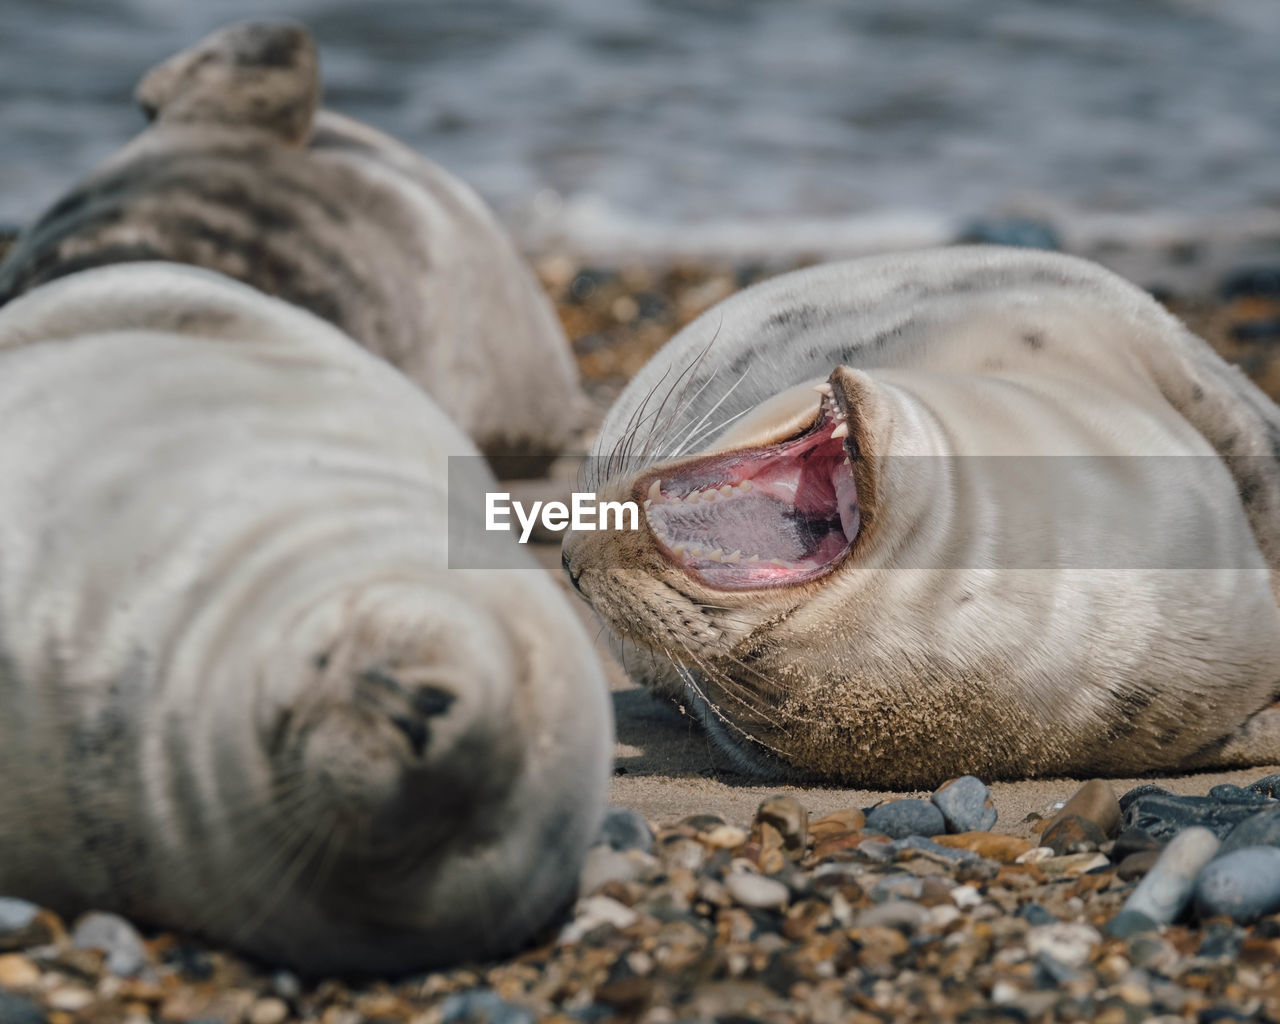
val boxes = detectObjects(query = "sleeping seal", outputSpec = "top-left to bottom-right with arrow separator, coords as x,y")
563,247 -> 1280,787
0,21 -> 579,464
0,263 -> 611,974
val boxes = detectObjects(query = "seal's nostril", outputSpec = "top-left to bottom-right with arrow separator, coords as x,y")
391,714 -> 428,757
562,549 -> 584,594
411,686 -> 455,718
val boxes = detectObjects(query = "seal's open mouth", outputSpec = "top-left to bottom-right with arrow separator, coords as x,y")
641,385 -> 859,589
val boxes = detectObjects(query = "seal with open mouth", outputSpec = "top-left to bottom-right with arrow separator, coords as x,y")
563,247 -> 1280,786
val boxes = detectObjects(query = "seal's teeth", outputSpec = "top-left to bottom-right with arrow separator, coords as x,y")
648,479 -> 664,504
670,544 -> 686,560
738,479 -> 754,493
719,484 -> 734,497
725,550 -> 742,564
699,489 -> 717,502
831,422 -> 850,439
746,554 -> 761,563
668,493 -> 683,505
813,382 -> 834,396
706,548 -> 724,562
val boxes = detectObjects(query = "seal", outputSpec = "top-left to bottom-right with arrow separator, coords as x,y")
563,247 -> 1280,787
0,262 -> 611,974
0,21 -> 580,465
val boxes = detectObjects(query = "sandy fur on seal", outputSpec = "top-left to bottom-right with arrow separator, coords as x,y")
564,247 -> 1280,787
0,263 -> 611,974
0,21 -> 580,463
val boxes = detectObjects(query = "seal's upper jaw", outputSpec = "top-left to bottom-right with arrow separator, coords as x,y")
639,371 -> 867,590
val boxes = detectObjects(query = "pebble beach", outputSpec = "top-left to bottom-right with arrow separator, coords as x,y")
3,228 -> 1280,1022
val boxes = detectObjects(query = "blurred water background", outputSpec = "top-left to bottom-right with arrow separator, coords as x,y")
1,0 -> 1278,261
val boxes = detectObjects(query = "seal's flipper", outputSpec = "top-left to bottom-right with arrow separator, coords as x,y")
134,22 -> 319,146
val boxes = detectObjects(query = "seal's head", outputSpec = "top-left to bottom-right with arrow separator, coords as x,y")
135,21 -> 319,145
563,366 -> 904,779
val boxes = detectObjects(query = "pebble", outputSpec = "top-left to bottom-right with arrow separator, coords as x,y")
248,997 -> 291,1024
0,953 -> 40,988
0,992 -> 46,1024
852,900 -> 929,933
1025,922 -> 1102,967
1218,803 -> 1280,855
1044,779 -> 1122,838
597,806 -> 655,853
1116,849 -> 1162,880
0,898 -> 51,950
72,911 -> 148,976
1015,904 -> 1057,926
755,795 -> 808,855
1122,792 -> 1266,842
438,989 -> 536,1024
1193,846 -> 1280,923
559,896 -> 639,944
864,799 -> 946,839
932,831 -> 1031,863
1105,909 -> 1159,939
1247,773 -> 1280,799
1207,783 -> 1272,804
725,872 -> 789,911
1036,852 -> 1110,876
1119,825 -> 1220,924
1041,814 -> 1108,855
930,775 -> 998,833
808,808 -> 865,840
579,845 -> 653,896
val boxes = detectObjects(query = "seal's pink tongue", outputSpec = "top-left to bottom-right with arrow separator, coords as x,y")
642,407 -> 859,590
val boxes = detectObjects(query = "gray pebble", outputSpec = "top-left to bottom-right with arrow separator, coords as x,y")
578,845 -> 652,897
865,799 -> 946,839
1193,845 -> 1280,923
1105,909 -> 1158,939
1208,783 -> 1272,804
0,992 -> 47,1024
596,807 -> 654,854
1119,826 -> 1220,924
931,775 -> 998,832
853,900 -> 928,933
726,872 -> 789,910
1219,804 -> 1280,855
439,989 -> 536,1024
0,897 -> 39,936
72,911 -> 148,976
868,873 -> 924,903
886,835 -> 981,865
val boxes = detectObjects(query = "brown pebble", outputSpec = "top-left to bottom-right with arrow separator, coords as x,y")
808,808 -> 866,840
1117,848 -> 1162,880
0,952 -> 40,988
932,832 -> 1034,864
755,795 -> 809,857
1043,779 -> 1122,839
1042,813 -> 1108,855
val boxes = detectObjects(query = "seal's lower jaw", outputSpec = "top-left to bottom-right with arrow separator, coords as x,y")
642,390 -> 859,589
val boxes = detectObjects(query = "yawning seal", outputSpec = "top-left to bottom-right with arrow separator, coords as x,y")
564,247 -> 1280,786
